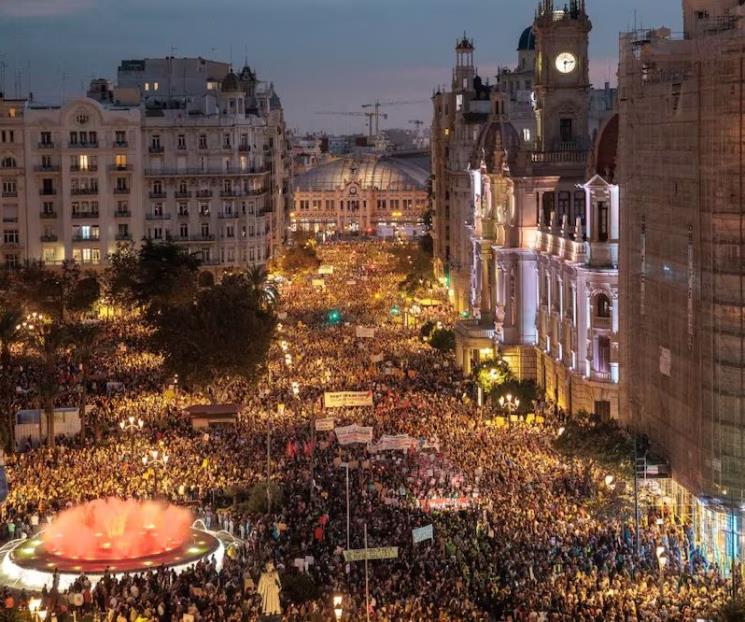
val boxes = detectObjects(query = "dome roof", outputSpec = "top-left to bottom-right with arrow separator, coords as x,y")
221,71 -> 240,92
295,156 -> 429,192
518,27 -> 535,51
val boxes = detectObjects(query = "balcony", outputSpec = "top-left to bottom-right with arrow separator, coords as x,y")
145,213 -> 171,220
530,149 -> 587,164
177,211 -> 189,218
149,145 -> 164,153
591,369 -> 612,383
70,188 -> 99,196
34,165 -> 60,172
198,211 -> 211,218
71,211 -> 99,219
220,190 -> 239,197
175,191 -> 192,198
218,212 -> 238,219
1,241 -> 21,249
144,166 -> 271,177
171,233 -> 215,242
113,187 -> 130,195
592,316 -> 612,331
196,190 -> 212,198
72,235 -> 100,242
113,209 -> 131,218
115,233 -> 132,241
238,144 -> 250,152
1,191 -> 17,198
108,164 -> 133,172
40,211 -> 58,219
113,140 -> 128,148
41,234 -> 58,242
68,142 -> 98,149
70,165 -> 98,172
39,189 -> 56,196
37,142 -> 54,149
149,191 -> 167,199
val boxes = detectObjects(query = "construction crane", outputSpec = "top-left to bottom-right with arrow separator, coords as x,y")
315,111 -> 387,139
361,99 -> 430,136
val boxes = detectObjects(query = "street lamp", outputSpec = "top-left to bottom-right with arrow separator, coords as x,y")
142,449 -> 169,497
119,416 -> 144,432
333,595 -> 344,621
499,394 -> 520,418
604,474 -> 615,490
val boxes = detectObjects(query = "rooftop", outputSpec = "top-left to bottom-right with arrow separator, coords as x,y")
295,154 -> 429,191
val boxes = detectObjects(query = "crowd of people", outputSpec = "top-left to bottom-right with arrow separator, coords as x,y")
0,241 -> 732,621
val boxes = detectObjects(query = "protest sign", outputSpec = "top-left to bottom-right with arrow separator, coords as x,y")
334,424 -> 374,445
324,391 -> 373,408
412,524 -> 434,544
343,547 -> 399,562
355,326 -> 376,339
315,417 -> 335,432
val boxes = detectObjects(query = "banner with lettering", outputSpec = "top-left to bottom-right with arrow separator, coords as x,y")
324,391 -> 373,408
412,524 -> 434,544
334,424 -> 374,445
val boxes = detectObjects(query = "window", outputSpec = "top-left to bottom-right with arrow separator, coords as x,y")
69,131 -> 78,145
41,155 -> 52,169
116,200 -> 129,214
200,203 -> 210,216
3,229 -> 19,244
573,191 -> 585,231
223,133 -> 231,148
153,202 -> 163,216
559,118 -> 573,143
0,157 -> 15,168
0,130 -> 13,143
598,201 -> 609,242
177,134 -> 186,149
542,192 -> 554,227
40,131 -> 52,146
153,82 -> 159,91
225,224 -> 235,238
596,294 -> 611,318
199,134 -> 207,149
151,135 -> 161,149
115,154 -> 127,169
118,224 -> 129,237
522,128 -> 531,142
1,180 -> 16,195
79,154 -> 89,171
88,131 -> 97,145
153,180 -> 162,194
223,202 -> 233,215
180,223 -> 188,237
178,202 -> 188,216
144,82 -> 150,91
558,191 -> 570,221
115,130 -> 126,145
594,336 -> 611,374
42,202 -> 54,215
201,223 -> 210,237
152,227 -> 163,240
116,177 -> 128,191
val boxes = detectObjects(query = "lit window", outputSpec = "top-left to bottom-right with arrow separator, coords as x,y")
79,154 -> 89,171
523,128 -> 531,142
144,82 -> 150,91
153,82 -> 159,91
115,154 -> 127,169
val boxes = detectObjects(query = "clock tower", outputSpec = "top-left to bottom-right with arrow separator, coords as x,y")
532,0 -> 592,154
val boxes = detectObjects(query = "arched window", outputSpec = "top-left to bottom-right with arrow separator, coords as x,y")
596,293 -> 611,318
1,156 -> 16,168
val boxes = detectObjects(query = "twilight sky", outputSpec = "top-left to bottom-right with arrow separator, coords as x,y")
0,0 -> 681,134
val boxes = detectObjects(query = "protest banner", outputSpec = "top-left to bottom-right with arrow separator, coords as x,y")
311,279 -> 326,289
324,391 -> 373,408
355,326 -> 376,339
412,524 -> 434,544
343,547 -> 399,562
334,424 -> 374,445
318,265 -> 334,275
418,497 -> 475,512
368,434 -> 418,453
315,417 -> 335,432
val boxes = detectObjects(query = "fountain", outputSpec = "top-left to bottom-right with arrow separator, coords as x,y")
0,498 -> 224,591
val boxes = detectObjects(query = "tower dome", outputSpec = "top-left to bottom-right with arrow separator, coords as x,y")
518,27 -> 535,51
221,71 -> 240,92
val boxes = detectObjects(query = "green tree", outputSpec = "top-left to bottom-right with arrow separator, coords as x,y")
153,273 -> 275,397
244,481 -> 284,515
280,232 -> 320,274
429,328 -> 455,353
67,322 -> 103,444
246,265 -> 279,311
0,306 -> 23,449
106,240 -> 201,312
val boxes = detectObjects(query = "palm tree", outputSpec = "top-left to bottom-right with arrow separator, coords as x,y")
68,323 -> 102,444
0,307 -> 23,369
246,265 -> 279,310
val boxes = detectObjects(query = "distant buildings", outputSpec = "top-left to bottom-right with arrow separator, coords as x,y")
292,154 -> 429,238
431,1 -> 619,417
619,0 -> 745,561
0,57 -> 291,272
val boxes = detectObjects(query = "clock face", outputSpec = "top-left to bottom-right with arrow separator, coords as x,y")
555,52 -> 577,74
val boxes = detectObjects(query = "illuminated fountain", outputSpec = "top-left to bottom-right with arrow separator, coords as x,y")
0,498 -> 226,591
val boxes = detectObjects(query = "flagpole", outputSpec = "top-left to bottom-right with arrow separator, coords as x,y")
364,522 -> 370,622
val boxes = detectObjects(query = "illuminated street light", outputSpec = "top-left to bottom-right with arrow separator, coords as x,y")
498,394 -> 520,416
604,474 -> 615,489
142,449 -> 169,497
333,595 -> 343,621
119,416 -> 144,432
557,426 -> 566,437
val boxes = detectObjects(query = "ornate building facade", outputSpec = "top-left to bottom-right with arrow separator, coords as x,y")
292,155 -> 429,238
0,57 -> 292,273
432,1 -> 620,417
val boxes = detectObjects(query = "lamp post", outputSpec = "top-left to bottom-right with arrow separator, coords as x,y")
142,449 -> 169,498
498,393 -> 520,420
333,594 -> 344,621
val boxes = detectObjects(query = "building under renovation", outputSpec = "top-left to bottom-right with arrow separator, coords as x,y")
619,0 -> 745,572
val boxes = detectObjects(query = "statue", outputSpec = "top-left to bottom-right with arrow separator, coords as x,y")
481,160 -> 493,221
258,561 -> 282,617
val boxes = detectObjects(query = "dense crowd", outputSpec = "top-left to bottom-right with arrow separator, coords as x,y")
0,241 -> 731,621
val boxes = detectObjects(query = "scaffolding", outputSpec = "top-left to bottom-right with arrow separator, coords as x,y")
619,21 -> 745,571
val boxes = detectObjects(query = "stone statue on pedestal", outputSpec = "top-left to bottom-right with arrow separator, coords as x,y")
258,561 -> 282,617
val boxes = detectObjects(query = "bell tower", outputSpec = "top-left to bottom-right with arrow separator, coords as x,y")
533,0 -> 592,153
452,34 -> 476,93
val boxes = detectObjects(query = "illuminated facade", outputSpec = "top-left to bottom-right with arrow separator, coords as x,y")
292,155 -> 429,238
0,57 -> 292,272
432,1 -> 620,417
